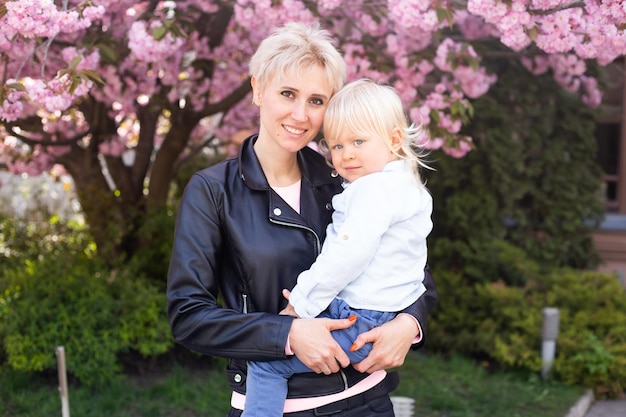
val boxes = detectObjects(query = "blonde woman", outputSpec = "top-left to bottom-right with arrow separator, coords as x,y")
167,24 -> 438,417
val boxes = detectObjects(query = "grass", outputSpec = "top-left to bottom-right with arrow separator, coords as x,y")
0,352 -> 583,417
394,353 -> 583,417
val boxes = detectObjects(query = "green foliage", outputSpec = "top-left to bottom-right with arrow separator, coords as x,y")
0,215 -> 94,272
426,56 -> 605,273
128,206 -> 177,291
428,253 -> 626,397
0,249 -> 173,387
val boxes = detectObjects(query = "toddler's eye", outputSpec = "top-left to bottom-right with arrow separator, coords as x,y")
354,139 -> 364,146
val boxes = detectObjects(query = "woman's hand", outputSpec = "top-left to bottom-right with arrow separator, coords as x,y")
282,288 -> 355,375
351,313 -> 419,373
288,316 -> 355,375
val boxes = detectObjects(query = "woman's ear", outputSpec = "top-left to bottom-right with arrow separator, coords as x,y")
251,76 -> 262,106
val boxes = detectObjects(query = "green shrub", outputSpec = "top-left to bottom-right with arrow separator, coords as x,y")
426,54 -> 604,273
127,207 -> 176,291
429,255 -> 626,397
0,251 -> 173,387
0,215 -> 94,272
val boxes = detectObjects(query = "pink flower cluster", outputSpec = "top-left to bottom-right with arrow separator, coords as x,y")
128,21 -> 185,64
3,0 -> 104,39
1,0 -> 625,177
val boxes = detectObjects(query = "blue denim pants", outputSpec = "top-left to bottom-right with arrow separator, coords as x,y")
240,298 -> 396,417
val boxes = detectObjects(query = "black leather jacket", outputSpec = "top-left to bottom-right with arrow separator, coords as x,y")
167,135 -> 439,398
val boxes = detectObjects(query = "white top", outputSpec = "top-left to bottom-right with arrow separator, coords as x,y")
289,160 -> 433,318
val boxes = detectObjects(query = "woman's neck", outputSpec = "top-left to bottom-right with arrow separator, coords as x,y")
254,139 -> 302,187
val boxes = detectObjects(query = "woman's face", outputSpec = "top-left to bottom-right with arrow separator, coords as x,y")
253,65 -> 333,154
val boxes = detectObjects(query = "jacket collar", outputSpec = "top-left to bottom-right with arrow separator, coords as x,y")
238,135 -> 338,190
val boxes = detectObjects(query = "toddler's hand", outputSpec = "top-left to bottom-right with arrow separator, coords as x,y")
280,302 -> 299,317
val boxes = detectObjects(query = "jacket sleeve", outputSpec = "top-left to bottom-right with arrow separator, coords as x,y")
166,173 -> 294,361
402,264 -> 439,350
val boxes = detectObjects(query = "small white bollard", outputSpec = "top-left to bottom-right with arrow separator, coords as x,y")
56,346 -> 70,417
390,396 -> 415,417
541,307 -> 560,380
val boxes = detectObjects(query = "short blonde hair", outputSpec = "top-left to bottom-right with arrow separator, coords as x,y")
323,79 -> 430,184
249,22 -> 346,96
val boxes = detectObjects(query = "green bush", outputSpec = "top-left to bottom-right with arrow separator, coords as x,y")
127,206 -> 176,291
426,54 -> 604,273
429,247 -> 626,397
0,251 -> 173,387
0,215 -> 95,272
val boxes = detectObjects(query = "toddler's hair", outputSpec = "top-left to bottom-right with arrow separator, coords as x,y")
322,79 -> 431,184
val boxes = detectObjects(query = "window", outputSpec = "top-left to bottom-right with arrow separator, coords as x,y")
595,59 -> 626,214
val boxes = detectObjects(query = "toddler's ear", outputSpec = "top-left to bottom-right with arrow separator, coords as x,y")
389,127 -> 403,151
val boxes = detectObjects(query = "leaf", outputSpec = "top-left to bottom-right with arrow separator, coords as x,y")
526,26 -> 540,42
152,26 -> 167,41
70,56 -> 83,70
78,69 -> 105,86
436,7 -> 455,26
169,23 -> 189,39
436,8 -> 447,24
69,75 -> 81,94
7,82 -> 26,92
96,43 -> 118,63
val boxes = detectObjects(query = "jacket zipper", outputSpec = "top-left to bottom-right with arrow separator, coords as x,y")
242,293 -> 248,314
270,219 -> 344,386
269,219 -> 321,254
339,369 -> 348,389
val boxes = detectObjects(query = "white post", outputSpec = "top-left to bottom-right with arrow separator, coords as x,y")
541,307 -> 560,380
56,346 -> 70,417
390,396 -> 415,417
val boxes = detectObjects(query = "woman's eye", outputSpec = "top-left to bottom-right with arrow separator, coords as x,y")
310,97 -> 324,106
281,91 -> 295,98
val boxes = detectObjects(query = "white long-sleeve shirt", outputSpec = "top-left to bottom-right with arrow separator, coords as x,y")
288,160 -> 433,318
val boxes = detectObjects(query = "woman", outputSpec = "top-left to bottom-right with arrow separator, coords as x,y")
166,22 -> 439,417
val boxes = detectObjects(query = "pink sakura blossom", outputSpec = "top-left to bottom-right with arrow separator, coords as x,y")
0,0 -> 625,178
4,0 -> 61,38
454,67 -> 498,99
521,56 -> 550,75
0,87 -> 26,122
389,0 -> 443,34
317,0 -> 342,11
128,21 -> 185,63
580,76 -> 602,108
455,11 -> 499,40
437,114 -> 462,135
423,137 -> 445,151
411,106 -> 432,127
443,137 -> 473,158
5,145 -> 55,176
99,136 -> 127,157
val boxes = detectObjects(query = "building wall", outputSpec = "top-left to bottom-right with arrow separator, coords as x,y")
592,228 -> 626,288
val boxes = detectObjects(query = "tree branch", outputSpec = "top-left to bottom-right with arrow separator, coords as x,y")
529,1 -> 585,15
199,77 -> 252,119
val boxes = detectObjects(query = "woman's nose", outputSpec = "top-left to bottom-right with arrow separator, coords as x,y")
291,101 -> 308,121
